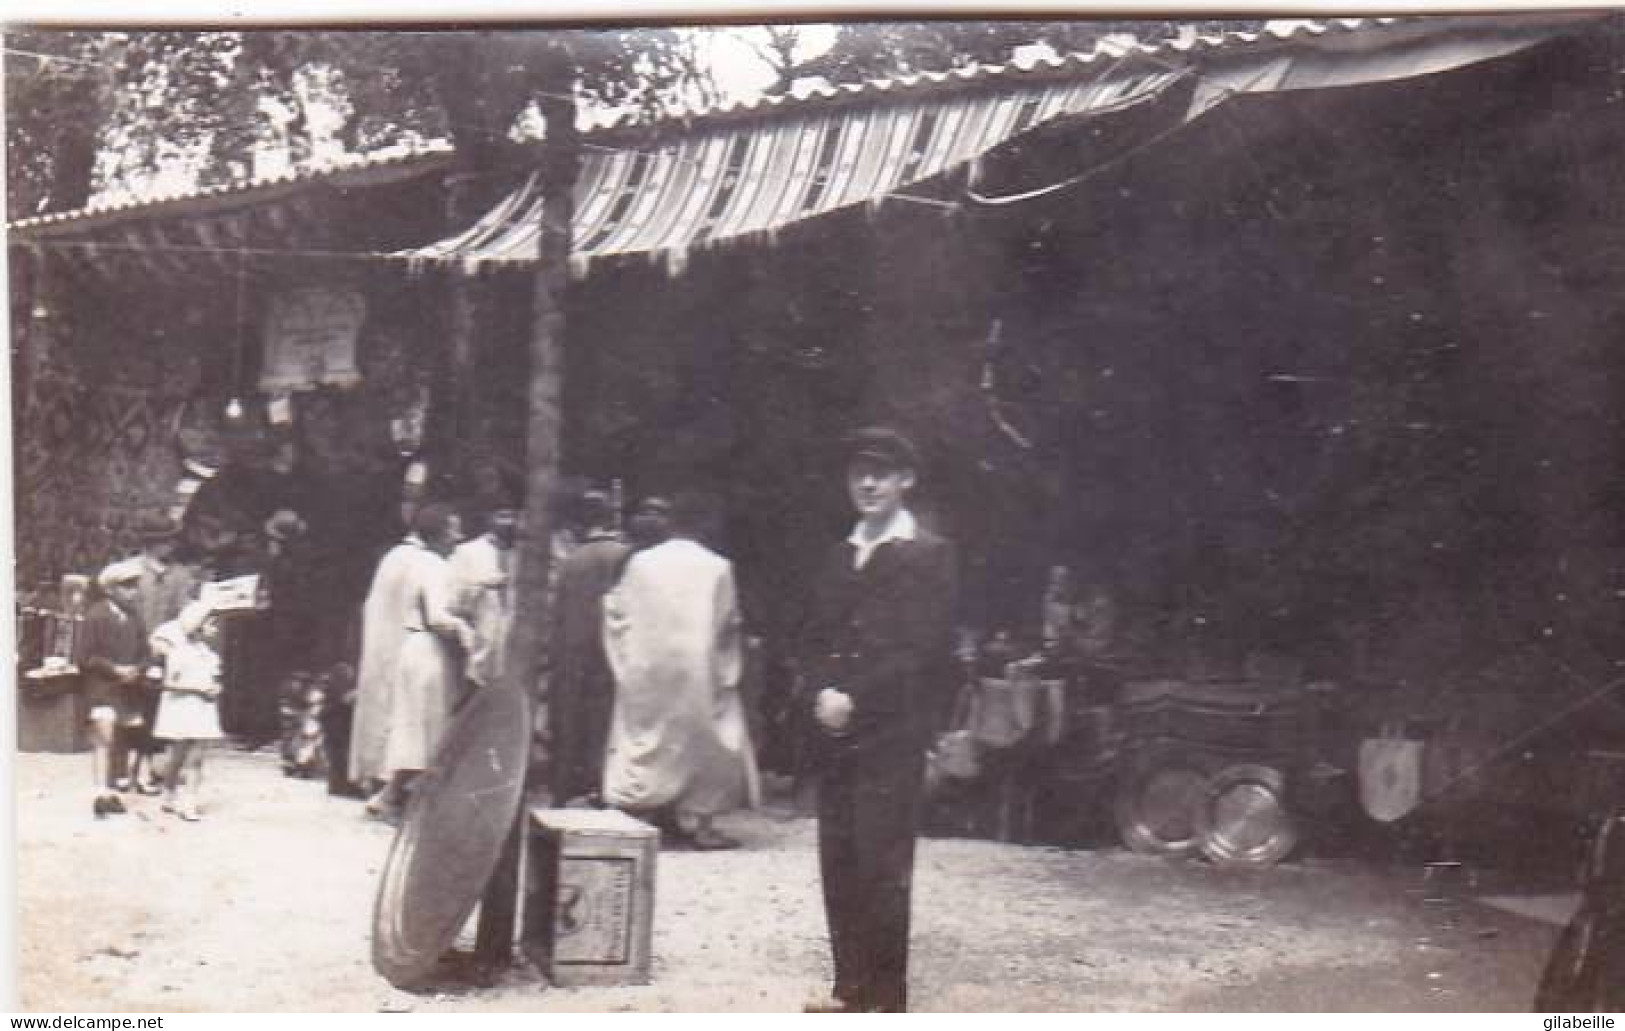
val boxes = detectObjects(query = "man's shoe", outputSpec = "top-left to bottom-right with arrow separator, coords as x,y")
690,828 -> 741,851
802,997 -> 853,1013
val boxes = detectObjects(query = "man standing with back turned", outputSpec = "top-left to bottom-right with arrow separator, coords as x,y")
800,427 -> 958,1012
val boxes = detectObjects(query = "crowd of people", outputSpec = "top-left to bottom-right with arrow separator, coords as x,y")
70,424 -> 959,1011
345,485 -> 760,851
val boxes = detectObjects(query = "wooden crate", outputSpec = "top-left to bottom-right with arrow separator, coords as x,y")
522,807 -> 657,987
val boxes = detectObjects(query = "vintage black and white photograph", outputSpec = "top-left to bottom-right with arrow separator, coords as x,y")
8,9 -> 1625,1013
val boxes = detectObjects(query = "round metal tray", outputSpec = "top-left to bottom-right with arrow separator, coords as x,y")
1194,763 -> 1298,868
372,684 -> 533,988
1115,762 -> 1210,856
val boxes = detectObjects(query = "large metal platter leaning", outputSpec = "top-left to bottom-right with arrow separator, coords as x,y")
1582,812 -> 1625,890
1533,904 -> 1601,1010
1194,763 -> 1298,869
372,685 -> 533,988
1114,762 -> 1210,856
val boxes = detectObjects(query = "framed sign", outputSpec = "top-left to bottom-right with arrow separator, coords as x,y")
260,285 -> 366,391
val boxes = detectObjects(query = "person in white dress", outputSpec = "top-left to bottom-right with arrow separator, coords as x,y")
349,503 -> 475,819
151,600 -> 224,821
448,502 -> 517,697
602,491 -> 758,848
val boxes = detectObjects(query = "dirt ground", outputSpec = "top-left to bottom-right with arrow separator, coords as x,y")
16,748 -> 1563,1012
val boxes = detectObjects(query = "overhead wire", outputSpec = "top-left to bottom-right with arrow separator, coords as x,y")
960,60 -> 1286,209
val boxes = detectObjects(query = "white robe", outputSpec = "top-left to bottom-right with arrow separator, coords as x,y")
448,536 -> 513,691
601,538 -> 759,816
350,537 -> 473,784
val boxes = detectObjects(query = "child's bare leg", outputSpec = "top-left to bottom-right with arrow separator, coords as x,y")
187,745 -> 206,801
164,741 -> 191,804
89,717 -> 114,792
148,744 -> 169,789
88,711 -> 119,815
125,745 -> 145,790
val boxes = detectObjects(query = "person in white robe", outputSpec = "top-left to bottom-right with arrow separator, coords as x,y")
448,503 -> 518,695
602,492 -> 758,848
349,503 -> 474,818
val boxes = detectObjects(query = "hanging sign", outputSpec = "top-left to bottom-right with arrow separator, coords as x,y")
260,286 -> 366,392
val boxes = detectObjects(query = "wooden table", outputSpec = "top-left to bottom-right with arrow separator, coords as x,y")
18,667 -> 86,752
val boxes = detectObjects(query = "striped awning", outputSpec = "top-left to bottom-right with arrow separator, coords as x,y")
405,64 -> 1188,275
403,14 -> 1582,275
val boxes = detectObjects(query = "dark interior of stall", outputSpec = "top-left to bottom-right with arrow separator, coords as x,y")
539,28 -> 1625,864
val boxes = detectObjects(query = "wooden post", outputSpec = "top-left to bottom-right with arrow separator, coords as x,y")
501,43 -> 578,720
477,39 -> 579,969
441,169 -> 485,455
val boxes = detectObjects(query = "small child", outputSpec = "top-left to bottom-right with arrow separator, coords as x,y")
150,601 -> 224,822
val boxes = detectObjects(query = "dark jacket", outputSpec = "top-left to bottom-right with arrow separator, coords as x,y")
798,528 -> 958,763
77,598 -> 148,710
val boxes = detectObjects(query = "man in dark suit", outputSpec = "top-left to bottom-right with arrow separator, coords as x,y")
800,426 -> 958,1013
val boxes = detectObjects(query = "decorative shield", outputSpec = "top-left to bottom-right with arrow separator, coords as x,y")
372,684 -> 533,988
1358,732 -> 1424,823
1195,764 -> 1299,869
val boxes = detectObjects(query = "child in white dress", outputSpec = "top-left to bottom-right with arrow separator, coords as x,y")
151,601 -> 224,821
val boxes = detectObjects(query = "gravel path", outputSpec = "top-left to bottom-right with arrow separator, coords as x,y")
17,749 -> 1558,1012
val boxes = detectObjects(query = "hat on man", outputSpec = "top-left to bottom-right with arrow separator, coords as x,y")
135,512 -> 181,542
844,426 -> 920,471
97,559 -> 144,590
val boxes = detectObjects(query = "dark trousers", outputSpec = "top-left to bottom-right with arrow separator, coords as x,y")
817,743 -> 927,1012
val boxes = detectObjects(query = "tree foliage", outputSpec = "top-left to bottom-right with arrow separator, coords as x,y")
4,21 -> 1284,217
5,27 -> 708,216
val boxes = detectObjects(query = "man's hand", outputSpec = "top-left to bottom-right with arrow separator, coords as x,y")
814,688 -> 855,734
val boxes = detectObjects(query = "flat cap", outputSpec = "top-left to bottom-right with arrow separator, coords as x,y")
843,426 -> 920,471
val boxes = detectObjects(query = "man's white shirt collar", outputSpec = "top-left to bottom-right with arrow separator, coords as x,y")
847,508 -> 917,570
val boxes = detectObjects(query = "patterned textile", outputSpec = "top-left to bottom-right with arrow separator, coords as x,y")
15,374 -> 189,590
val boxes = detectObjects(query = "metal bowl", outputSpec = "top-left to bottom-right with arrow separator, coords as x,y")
1195,763 -> 1299,868
1115,762 -> 1210,856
